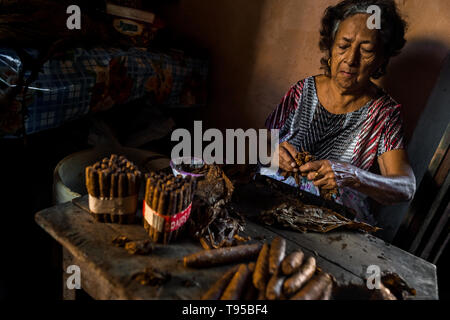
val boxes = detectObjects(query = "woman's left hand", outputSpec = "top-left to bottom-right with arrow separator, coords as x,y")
299,160 -> 361,190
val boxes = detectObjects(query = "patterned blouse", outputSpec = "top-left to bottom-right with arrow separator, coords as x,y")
262,76 -> 406,225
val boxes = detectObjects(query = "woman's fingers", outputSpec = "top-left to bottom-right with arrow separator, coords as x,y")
313,173 -> 337,189
279,142 -> 298,171
282,142 -> 299,161
300,160 -> 323,175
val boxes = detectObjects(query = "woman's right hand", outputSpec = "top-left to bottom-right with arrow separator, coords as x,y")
273,141 -> 299,172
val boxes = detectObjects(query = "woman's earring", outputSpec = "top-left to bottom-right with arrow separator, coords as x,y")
328,58 -> 331,67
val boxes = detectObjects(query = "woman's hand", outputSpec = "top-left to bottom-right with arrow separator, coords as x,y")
273,141 -> 300,172
299,150 -> 416,205
299,160 -> 360,190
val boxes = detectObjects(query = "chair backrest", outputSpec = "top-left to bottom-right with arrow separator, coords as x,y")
375,54 -> 450,253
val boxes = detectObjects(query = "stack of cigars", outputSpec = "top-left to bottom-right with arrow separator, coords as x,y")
183,237 -> 334,300
85,154 -> 142,224
143,172 -> 196,244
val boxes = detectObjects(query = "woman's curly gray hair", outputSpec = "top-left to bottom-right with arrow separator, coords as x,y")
319,0 -> 407,79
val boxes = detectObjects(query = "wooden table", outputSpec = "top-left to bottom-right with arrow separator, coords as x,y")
35,192 -> 438,300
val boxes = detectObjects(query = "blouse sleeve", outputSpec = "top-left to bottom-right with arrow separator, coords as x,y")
265,80 -> 305,131
377,106 -> 406,156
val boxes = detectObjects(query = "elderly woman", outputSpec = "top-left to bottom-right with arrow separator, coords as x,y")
262,0 -> 416,225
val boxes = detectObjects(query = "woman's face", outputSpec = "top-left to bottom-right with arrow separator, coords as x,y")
330,13 -> 383,92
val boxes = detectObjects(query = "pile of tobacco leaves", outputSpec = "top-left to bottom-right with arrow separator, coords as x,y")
187,165 -> 246,248
260,200 -> 380,233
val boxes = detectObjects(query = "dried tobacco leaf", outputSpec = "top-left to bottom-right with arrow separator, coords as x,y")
260,202 -> 379,233
112,235 -> 131,247
188,165 -> 245,249
280,151 -> 339,200
132,268 -> 171,286
125,240 -> 154,255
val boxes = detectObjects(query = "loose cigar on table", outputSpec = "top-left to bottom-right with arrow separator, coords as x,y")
220,264 -> 251,300
269,237 -> 286,275
320,281 -> 333,300
265,268 -> 286,300
290,272 -> 332,300
283,256 -> 316,296
201,265 -> 239,300
183,243 -> 263,268
253,243 -> 270,291
257,289 -> 266,300
281,250 -> 304,276
243,279 -> 258,301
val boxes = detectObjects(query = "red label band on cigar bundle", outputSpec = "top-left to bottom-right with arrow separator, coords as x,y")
143,201 -> 192,232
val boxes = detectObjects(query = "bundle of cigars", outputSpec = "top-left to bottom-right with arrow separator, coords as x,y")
143,171 -> 196,244
182,237 -> 334,300
85,154 -> 142,224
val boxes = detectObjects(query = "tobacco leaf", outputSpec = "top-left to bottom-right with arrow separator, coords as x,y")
281,151 -> 339,200
260,201 -> 379,233
132,268 -> 171,286
188,165 -> 245,248
112,235 -> 131,247
125,240 -> 154,255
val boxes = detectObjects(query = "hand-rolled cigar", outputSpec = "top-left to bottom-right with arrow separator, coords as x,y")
269,237 -> 286,274
151,184 -> 161,210
153,189 -> 167,242
90,168 -> 100,197
320,280 -> 333,300
110,173 -> 118,198
201,265 -> 239,300
99,170 -> 107,198
290,272 -> 332,300
221,264 -> 251,300
283,256 -> 316,296
257,289 -> 266,300
85,167 -> 94,196
118,173 -> 127,198
265,268 -> 286,300
127,173 -> 136,196
253,243 -> 270,291
183,243 -> 263,268
281,250 -> 304,276
243,280 -> 258,301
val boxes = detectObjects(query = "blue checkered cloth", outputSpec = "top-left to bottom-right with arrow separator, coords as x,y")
0,47 -> 208,136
